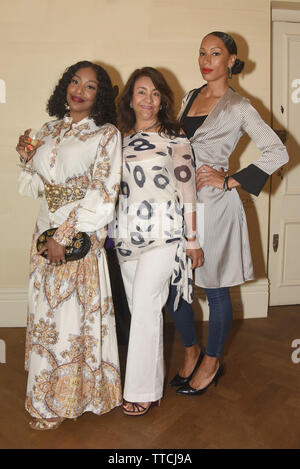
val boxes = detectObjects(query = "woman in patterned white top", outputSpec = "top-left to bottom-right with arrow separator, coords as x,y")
116,67 -> 203,416
16,61 -> 123,430
168,32 -> 289,396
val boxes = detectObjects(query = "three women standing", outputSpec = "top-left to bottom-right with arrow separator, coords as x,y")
17,32 -> 290,426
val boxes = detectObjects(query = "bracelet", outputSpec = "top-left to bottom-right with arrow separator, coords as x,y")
223,176 -> 227,192
186,231 -> 197,240
223,175 -> 231,192
225,175 -> 231,191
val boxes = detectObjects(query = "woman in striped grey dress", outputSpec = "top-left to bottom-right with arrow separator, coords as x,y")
167,31 -> 289,395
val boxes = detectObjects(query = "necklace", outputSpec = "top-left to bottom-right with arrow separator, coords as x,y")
133,120 -> 159,133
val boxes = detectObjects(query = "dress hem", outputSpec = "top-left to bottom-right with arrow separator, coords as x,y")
194,276 -> 255,289
25,400 -> 123,420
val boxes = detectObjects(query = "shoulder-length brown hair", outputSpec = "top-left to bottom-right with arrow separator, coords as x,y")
117,67 -> 180,137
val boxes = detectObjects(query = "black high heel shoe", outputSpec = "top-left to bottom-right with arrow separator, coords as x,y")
169,349 -> 204,387
176,363 -> 224,395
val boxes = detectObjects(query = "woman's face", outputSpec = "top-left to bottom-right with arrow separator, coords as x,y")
198,35 -> 236,83
131,75 -> 162,123
66,67 -> 98,119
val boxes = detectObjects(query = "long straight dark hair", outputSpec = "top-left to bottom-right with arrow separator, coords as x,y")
117,67 -> 180,136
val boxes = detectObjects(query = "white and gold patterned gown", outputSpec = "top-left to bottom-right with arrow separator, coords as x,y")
18,116 -> 123,419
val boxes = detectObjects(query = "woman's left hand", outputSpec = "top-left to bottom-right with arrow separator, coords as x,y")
186,248 -> 204,269
196,165 -> 225,191
38,238 -> 66,266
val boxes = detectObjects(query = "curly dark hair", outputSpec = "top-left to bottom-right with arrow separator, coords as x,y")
207,32 -> 245,74
47,61 -> 117,126
117,67 -> 180,137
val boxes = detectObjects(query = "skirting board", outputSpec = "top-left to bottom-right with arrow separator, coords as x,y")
0,279 -> 269,327
0,289 -> 28,327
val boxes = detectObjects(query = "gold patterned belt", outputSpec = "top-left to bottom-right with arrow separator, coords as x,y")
44,182 -> 87,212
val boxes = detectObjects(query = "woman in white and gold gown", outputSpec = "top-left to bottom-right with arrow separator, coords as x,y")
16,61 -> 122,430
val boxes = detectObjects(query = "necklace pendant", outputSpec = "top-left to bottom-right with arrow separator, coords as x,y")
133,120 -> 159,133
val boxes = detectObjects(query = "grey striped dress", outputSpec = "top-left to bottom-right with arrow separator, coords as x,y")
178,86 -> 289,288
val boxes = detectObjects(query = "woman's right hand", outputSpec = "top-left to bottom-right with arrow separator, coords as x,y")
186,247 -> 204,269
16,129 -> 44,163
196,165 -> 225,191
38,238 -> 66,266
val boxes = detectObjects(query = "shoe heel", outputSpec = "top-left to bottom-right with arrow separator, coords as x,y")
214,364 -> 224,386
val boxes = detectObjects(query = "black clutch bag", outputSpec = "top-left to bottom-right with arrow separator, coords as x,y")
36,228 -> 91,262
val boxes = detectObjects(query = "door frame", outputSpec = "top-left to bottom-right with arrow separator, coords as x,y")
269,4 -> 300,305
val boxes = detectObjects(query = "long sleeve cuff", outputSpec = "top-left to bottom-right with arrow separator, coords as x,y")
231,164 -> 269,196
52,209 -> 78,246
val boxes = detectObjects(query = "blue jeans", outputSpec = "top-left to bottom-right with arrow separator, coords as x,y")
167,285 -> 233,358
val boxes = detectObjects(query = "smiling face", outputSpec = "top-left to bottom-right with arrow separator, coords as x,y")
131,75 -> 162,124
198,34 -> 236,83
66,66 -> 98,121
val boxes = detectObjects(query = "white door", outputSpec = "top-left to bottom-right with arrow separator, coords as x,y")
269,21 -> 300,305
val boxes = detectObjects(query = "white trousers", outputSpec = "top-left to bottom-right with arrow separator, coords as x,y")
120,242 -> 178,402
